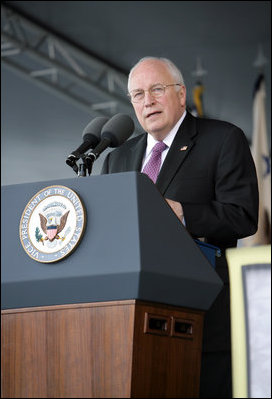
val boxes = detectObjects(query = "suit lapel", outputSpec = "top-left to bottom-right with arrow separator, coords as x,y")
126,133 -> 147,171
156,112 -> 198,194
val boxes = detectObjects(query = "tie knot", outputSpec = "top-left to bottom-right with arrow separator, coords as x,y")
152,141 -> 167,154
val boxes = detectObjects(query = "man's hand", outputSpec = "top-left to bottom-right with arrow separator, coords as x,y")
165,198 -> 184,222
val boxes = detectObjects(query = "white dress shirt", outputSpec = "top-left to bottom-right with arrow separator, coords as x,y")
141,111 -> 187,225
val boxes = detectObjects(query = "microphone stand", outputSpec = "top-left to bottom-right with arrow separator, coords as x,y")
78,154 -> 93,177
77,163 -> 87,177
84,153 -> 96,176
76,153 -> 96,176
83,138 -> 111,176
66,154 -> 88,177
67,136 -> 112,177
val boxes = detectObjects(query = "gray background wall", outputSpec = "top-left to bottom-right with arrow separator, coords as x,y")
1,1 -> 271,186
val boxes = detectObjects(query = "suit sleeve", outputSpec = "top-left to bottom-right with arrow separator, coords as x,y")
182,127 -> 259,246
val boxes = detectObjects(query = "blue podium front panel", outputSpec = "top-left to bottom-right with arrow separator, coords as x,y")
1,172 -> 222,310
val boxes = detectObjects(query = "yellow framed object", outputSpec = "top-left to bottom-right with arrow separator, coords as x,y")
226,245 -> 271,398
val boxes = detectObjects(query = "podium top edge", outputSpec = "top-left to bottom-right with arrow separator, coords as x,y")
1,171 -> 147,189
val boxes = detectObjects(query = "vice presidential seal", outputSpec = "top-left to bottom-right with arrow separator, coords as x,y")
19,185 -> 86,263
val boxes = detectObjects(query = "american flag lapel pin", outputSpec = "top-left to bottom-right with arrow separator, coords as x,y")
180,145 -> 188,151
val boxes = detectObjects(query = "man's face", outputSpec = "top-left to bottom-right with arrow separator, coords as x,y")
128,60 -> 186,140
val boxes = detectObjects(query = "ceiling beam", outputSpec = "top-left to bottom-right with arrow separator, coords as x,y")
1,4 -> 141,133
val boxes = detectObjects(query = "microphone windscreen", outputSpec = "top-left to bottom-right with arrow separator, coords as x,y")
82,116 -> 110,144
101,113 -> 134,147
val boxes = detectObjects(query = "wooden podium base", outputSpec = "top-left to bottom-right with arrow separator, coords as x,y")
1,300 -> 204,398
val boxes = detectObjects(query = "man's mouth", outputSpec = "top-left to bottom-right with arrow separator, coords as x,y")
146,111 -> 162,119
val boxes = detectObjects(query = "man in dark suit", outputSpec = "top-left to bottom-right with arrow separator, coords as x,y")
102,57 -> 259,397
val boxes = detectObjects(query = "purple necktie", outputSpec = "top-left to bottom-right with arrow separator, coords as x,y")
142,141 -> 167,183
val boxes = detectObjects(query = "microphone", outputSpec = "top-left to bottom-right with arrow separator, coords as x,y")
66,116 -> 109,169
85,113 -> 135,166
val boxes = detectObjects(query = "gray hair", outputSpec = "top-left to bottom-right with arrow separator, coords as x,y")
128,56 -> 185,91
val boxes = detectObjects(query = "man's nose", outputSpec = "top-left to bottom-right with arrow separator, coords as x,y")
143,90 -> 155,106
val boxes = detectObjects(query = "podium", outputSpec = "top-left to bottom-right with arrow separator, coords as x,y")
1,172 -> 223,398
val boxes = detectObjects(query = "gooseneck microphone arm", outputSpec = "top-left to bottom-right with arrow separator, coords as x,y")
85,137 -> 111,163
65,116 -> 109,176
66,154 -> 79,174
84,113 -> 135,175
66,113 -> 134,176
84,138 -> 112,175
66,140 -> 94,175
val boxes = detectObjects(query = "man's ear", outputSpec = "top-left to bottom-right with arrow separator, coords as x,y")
179,85 -> 186,107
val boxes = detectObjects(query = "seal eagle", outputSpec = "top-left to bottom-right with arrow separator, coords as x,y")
39,210 -> 70,241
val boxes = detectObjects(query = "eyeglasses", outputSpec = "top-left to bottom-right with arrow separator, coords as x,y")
128,83 -> 182,103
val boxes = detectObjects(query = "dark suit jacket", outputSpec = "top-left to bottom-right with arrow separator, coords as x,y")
102,111 -> 259,352
102,111 -> 258,250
